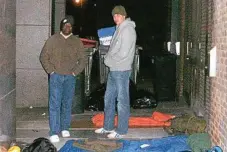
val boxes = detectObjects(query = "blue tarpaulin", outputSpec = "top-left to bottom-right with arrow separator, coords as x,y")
59,135 -> 192,152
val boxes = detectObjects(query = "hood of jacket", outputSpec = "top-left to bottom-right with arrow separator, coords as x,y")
117,18 -> 136,30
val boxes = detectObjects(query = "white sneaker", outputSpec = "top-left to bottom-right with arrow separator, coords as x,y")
61,130 -> 70,138
50,135 -> 60,143
94,128 -> 115,134
107,131 -> 125,139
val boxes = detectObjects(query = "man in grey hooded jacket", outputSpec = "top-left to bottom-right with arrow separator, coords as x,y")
95,5 -> 136,138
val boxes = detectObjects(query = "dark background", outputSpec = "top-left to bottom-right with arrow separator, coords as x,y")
66,0 -> 176,103
66,0 -> 169,51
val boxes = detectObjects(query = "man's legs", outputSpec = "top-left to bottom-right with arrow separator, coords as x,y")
103,72 -> 117,131
61,75 -> 76,132
49,73 -> 63,136
114,70 -> 131,135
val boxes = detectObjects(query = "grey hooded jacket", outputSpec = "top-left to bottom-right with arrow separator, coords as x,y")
104,18 -> 136,71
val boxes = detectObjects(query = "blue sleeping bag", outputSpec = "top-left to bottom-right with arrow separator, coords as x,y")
116,136 -> 191,152
59,135 -> 191,152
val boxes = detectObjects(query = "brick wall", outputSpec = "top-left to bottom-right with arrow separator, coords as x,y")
208,0 -> 227,149
174,0 -> 227,149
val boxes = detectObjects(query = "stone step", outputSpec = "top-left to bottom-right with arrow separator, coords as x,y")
17,120 -> 49,129
16,111 -> 159,129
16,128 -> 168,142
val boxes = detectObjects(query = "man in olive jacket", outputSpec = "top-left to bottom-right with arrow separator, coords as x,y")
40,17 -> 87,143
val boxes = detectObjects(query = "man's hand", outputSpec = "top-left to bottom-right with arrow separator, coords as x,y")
72,72 -> 76,76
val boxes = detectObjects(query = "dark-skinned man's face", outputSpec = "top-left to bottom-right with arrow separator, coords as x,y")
62,23 -> 72,35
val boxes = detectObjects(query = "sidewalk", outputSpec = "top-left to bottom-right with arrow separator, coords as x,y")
16,101 -> 191,150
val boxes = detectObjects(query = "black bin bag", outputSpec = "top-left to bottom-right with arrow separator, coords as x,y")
85,80 -> 137,111
132,89 -> 158,109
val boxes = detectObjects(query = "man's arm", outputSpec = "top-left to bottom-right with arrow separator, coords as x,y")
40,41 -> 55,74
72,40 -> 87,75
111,28 -> 135,61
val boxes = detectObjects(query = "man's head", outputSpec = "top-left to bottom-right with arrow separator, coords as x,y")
60,17 -> 74,35
112,5 -> 127,25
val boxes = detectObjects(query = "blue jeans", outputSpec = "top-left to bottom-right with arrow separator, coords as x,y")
49,73 -> 76,135
103,70 -> 131,134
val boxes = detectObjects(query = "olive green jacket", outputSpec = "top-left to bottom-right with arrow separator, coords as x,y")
40,33 -> 87,75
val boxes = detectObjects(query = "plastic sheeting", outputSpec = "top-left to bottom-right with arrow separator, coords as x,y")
59,136 -> 191,152
92,112 -> 175,128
